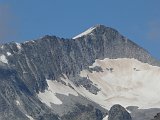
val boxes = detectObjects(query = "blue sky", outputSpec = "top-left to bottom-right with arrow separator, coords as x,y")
0,0 -> 160,59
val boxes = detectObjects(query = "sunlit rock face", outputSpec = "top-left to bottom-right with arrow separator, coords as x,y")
0,25 -> 159,120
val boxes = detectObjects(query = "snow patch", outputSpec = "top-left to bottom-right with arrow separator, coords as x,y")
24,41 -> 30,43
73,26 -> 96,39
38,90 -> 63,106
79,58 -> 160,109
38,79 -> 78,107
0,55 -> 8,64
6,52 -> 11,56
47,80 -> 78,96
16,100 -> 20,105
16,43 -> 21,50
126,109 -> 131,113
1,45 -> 4,49
25,114 -> 34,120
103,115 -> 108,120
24,40 -> 35,44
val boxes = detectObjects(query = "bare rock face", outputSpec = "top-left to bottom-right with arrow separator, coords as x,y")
108,104 -> 132,120
152,113 -> 160,120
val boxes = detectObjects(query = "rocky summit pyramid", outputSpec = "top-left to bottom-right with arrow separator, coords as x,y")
0,25 -> 160,120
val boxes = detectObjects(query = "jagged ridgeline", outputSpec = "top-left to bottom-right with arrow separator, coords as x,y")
0,25 -> 160,120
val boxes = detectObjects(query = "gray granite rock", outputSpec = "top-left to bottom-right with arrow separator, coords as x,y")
108,104 -> 132,120
152,113 -> 160,120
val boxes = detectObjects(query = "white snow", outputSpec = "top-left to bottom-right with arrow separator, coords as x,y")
73,26 -> 96,39
25,114 -> 34,120
38,79 -> 78,107
38,90 -> 63,106
0,55 -> 8,64
6,52 -> 11,56
127,109 -> 131,113
24,40 -> 35,44
16,100 -> 20,105
24,41 -> 30,43
1,45 -> 4,49
103,115 -> 108,120
79,58 -> 160,109
16,43 -> 21,50
38,58 -> 160,110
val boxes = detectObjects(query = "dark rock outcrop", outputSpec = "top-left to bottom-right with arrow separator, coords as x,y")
152,113 -> 160,120
108,104 -> 132,120
61,104 -> 103,120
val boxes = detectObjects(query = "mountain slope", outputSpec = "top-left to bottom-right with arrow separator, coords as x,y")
0,25 -> 160,120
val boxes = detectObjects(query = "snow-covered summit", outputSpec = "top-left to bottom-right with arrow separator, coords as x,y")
73,26 -> 96,39
73,24 -> 117,39
72,25 -> 103,39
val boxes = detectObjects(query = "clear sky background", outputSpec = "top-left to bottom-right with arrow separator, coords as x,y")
0,0 -> 160,59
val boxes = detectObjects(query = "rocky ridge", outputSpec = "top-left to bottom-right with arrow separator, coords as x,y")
0,25 -> 159,120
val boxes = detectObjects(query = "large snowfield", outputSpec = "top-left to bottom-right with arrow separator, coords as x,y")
38,58 -> 160,110
80,58 -> 160,109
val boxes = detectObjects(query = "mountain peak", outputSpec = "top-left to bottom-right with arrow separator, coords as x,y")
72,24 -> 117,39
73,26 -> 97,39
93,24 -> 107,29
